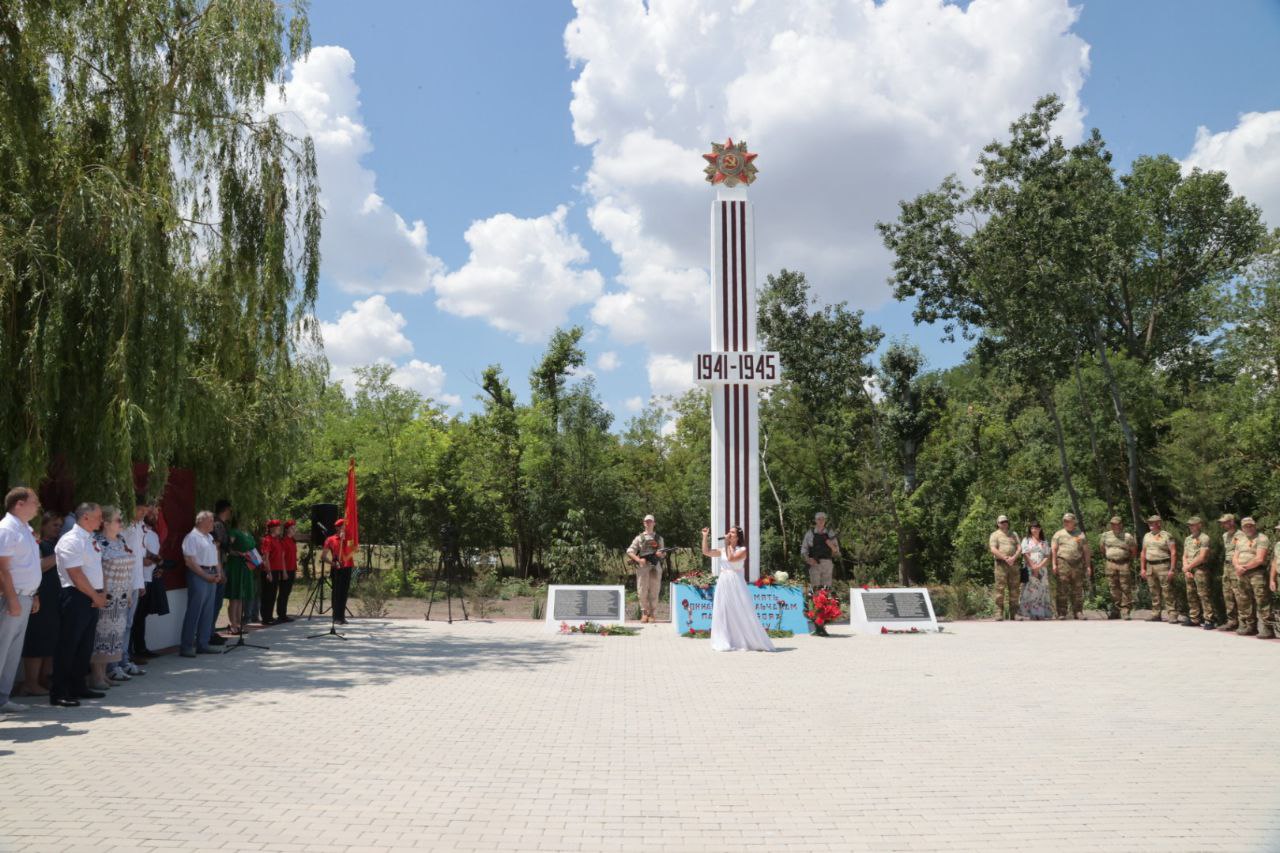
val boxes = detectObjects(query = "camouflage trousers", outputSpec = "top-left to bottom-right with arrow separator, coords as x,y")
1054,561 -> 1084,618
1185,567 -> 1215,624
1236,569 -> 1274,634
1145,561 -> 1184,620
993,562 -> 1020,619
635,564 -> 660,617
1222,566 -> 1238,623
1105,561 -> 1133,616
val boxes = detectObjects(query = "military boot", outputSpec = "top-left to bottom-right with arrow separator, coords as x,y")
1258,623 -> 1276,640
1146,613 -> 1162,622
1219,620 -> 1238,631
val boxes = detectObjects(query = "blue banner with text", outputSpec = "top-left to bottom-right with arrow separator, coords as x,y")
671,583 -> 810,635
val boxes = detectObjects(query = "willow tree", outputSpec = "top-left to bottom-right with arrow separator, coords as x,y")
0,0 -> 321,519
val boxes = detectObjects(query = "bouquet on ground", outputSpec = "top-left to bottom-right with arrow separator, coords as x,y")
804,587 -> 843,637
559,621 -> 638,636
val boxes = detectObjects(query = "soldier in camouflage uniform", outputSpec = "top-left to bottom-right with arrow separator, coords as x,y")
1232,517 -> 1272,639
1141,515 -> 1182,623
626,514 -> 665,623
1271,522 -> 1280,638
1099,516 -> 1136,620
1217,514 -> 1243,631
1051,513 -> 1091,619
988,514 -> 1020,621
1181,516 -> 1215,629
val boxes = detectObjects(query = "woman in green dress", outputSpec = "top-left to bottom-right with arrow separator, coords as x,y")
224,527 -> 258,634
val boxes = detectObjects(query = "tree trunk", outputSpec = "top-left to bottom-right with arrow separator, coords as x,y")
1038,387 -> 1085,529
1073,355 -> 1113,511
760,430 -> 789,565
898,438 -> 923,585
858,389 -> 912,586
1090,329 -> 1143,533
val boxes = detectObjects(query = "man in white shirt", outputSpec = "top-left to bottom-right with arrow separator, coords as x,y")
180,511 -> 222,657
0,487 -> 43,712
110,498 -> 152,679
51,503 -> 107,707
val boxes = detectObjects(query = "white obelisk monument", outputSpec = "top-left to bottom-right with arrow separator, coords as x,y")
694,139 -> 781,582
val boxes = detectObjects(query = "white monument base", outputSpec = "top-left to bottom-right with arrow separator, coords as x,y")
850,587 -> 940,634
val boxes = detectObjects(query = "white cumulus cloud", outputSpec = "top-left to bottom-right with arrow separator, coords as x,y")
320,296 -> 458,406
434,205 -> 605,342
647,353 -> 695,397
566,0 -> 1091,391
597,351 -> 622,371
1183,110 -> 1280,228
268,46 -> 444,294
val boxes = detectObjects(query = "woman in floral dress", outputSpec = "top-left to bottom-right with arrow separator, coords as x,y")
1019,520 -> 1053,620
92,507 -> 133,687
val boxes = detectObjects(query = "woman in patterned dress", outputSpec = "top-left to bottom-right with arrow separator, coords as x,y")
1019,520 -> 1053,620
91,507 -> 133,688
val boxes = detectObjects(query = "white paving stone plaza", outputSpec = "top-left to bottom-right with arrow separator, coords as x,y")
2,617 -> 1278,852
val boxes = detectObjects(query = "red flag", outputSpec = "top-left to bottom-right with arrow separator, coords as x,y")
341,457 -> 358,563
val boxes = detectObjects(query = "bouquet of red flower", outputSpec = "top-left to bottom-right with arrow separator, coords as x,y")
804,588 -> 843,637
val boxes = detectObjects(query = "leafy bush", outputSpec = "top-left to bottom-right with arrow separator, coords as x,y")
931,582 -> 994,620
546,509 -> 609,585
353,569 -> 393,619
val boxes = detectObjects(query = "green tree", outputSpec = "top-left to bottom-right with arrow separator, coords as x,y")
0,0 -> 320,518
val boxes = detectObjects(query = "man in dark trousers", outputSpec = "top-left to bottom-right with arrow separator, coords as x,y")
258,519 -> 282,625
274,520 -> 299,623
51,504 -> 107,707
320,519 -> 353,625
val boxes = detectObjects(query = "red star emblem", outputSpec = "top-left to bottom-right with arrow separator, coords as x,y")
703,138 -> 758,187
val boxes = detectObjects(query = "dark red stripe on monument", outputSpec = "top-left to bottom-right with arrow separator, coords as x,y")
733,383 -> 741,537
730,202 -> 739,350
738,202 -> 748,349
742,383 -> 750,577
720,202 -> 728,349
722,384 -> 731,531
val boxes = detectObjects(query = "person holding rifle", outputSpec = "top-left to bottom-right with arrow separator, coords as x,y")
627,514 -> 666,623
801,512 -> 840,591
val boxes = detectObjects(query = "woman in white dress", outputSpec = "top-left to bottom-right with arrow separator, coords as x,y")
701,526 -> 775,652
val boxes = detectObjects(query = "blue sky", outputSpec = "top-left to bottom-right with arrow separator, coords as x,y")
298,0 -> 1280,417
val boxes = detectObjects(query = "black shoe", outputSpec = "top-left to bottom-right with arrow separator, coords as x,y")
75,689 -> 106,699
179,651 -> 196,658
50,697 -> 80,707
197,648 -> 222,655
1202,621 -> 1217,630
208,635 -> 227,646
277,616 -> 294,623
261,618 -> 276,626
336,618 -> 348,625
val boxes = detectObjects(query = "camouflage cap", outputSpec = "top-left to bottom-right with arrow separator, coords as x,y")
1187,516 -> 1202,526
1146,514 -> 1162,524
996,514 -> 1009,523
1109,516 -> 1122,525
1062,513 -> 1076,522
1241,516 -> 1257,526
1218,513 -> 1236,524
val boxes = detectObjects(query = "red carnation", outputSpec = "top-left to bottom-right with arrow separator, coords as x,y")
880,626 -> 888,634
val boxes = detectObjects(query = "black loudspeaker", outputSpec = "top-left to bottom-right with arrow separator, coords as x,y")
310,503 -> 340,546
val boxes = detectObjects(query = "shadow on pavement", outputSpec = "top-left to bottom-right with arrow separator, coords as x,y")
5,619 -> 571,719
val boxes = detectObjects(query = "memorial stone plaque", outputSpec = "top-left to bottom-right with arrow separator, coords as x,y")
861,591 -> 931,622
850,587 -> 939,634
546,585 -> 627,629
